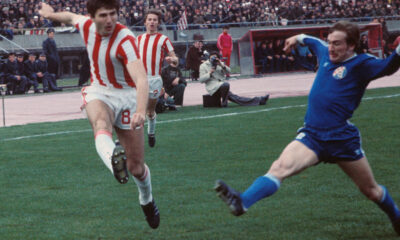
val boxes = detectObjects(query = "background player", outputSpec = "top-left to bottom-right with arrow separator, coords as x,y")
137,9 -> 178,147
39,0 -> 160,229
215,21 -> 400,235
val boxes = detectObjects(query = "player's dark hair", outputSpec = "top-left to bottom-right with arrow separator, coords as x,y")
144,8 -> 163,23
329,21 -> 360,48
86,0 -> 120,18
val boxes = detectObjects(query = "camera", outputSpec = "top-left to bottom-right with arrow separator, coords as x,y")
210,55 -> 219,68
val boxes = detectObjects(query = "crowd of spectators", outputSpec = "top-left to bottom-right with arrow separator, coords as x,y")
1,0 -> 400,35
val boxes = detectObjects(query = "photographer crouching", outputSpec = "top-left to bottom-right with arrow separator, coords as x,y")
199,51 -> 270,107
161,58 -> 187,106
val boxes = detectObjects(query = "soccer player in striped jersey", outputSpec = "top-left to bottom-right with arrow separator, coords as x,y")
39,0 -> 160,229
137,9 -> 178,148
215,21 -> 400,236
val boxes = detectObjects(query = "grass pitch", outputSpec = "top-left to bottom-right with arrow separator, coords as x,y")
0,87 -> 399,240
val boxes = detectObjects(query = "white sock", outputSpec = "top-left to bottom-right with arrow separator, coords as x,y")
147,114 -> 156,135
133,164 -> 153,205
94,130 -> 115,173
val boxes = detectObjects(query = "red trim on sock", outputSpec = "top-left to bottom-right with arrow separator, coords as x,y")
94,130 -> 112,139
139,167 -> 148,181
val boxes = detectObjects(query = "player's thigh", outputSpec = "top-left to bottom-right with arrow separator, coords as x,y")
115,127 -> 144,162
337,157 -> 380,195
268,140 -> 319,181
85,99 -> 115,132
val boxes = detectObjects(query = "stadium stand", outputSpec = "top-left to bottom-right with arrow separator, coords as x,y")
0,0 -> 400,33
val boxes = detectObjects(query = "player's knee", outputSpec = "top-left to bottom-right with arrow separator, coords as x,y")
268,159 -> 291,181
360,185 -> 381,202
126,159 -> 144,177
93,119 -> 110,132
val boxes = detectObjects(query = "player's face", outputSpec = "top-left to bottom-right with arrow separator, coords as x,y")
145,13 -> 159,34
327,30 -> 355,63
92,7 -> 118,36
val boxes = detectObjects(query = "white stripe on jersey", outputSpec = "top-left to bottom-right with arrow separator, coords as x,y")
76,17 -> 139,89
137,33 -> 174,77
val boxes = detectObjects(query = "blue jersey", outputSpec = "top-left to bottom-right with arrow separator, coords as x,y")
301,35 -> 400,129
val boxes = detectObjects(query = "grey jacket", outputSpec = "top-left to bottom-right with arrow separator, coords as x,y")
199,60 -> 230,95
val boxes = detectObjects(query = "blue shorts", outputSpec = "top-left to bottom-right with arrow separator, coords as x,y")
295,123 -> 365,163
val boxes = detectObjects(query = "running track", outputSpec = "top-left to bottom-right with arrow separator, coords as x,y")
0,72 -> 399,127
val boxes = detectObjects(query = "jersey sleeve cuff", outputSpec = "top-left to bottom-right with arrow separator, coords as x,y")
296,34 -> 307,45
396,44 -> 400,55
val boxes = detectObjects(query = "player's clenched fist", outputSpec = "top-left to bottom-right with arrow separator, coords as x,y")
131,112 -> 146,130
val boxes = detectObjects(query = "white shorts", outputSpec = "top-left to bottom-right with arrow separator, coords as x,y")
81,85 -> 137,130
148,76 -> 163,99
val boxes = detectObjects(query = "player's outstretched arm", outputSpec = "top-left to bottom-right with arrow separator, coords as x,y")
126,60 -> 149,129
39,2 -> 83,26
283,35 -> 301,54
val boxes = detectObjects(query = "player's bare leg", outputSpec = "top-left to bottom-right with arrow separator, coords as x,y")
338,157 -> 400,235
116,126 -> 160,229
85,100 -> 128,184
146,98 -> 158,148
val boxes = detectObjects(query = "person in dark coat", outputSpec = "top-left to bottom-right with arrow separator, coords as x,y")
42,28 -> 60,78
36,53 -> 62,92
24,53 -> 40,93
161,59 -> 186,106
186,39 -> 204,81
4,52 -> 27,94
78,51 -> 90,87
16,53 -> 39,93
255,41 -> 274,74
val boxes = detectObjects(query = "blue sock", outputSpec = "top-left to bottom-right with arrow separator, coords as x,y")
377,185 -> 400,222
240,174 -> 281,209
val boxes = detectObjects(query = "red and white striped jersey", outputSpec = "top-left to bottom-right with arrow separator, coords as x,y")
75,17 -> 140,89
137,33 -> 174,77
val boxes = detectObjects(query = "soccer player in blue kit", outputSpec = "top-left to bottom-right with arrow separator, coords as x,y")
215,21 -> 400,235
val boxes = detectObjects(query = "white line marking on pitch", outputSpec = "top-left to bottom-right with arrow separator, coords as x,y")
2,93 -> 399,142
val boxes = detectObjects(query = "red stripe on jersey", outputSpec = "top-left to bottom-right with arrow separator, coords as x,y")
117,36 -> 137,87
105,24 -> 124,89
92,33 -> 106,86
82,19 -> 92,45
142,34 -> 150,73
151,34 -> 162,76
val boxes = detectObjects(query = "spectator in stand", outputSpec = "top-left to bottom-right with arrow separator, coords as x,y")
36,53 -> 62,92
161,59 -> 187,106
42,28 -> 60,79
24,53 -> 41,93
4,52 -> 27,95
186,38 -> 204,81
217,26 -> 233,78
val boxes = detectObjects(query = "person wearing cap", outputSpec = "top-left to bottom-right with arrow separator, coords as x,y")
16,53 -> 38,93
3,52 -> 28,94
36,53 -> 62,92
24,53 -> 41,93
42,27 -> 60,78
